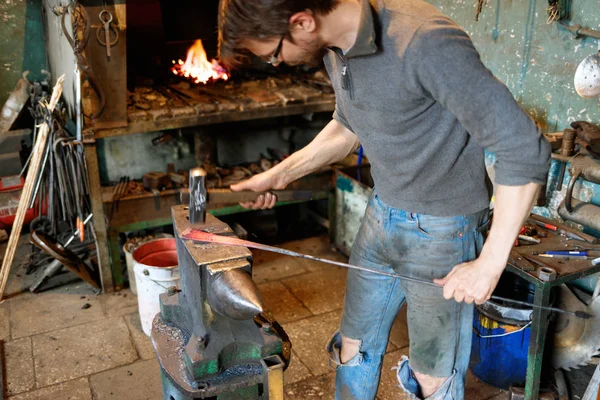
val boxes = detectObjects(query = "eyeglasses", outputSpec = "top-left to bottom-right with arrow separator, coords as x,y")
267,36 -> 284,66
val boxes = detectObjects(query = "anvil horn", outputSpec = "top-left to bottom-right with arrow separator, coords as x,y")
208,269 -> 264,320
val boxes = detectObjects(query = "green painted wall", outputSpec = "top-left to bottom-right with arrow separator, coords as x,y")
428,0 -> 599,132
0,0 -> 47,108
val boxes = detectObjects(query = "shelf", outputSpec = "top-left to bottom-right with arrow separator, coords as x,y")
92,76 -> 336,139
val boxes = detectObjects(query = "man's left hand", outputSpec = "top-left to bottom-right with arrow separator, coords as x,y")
433,257 -> 504,305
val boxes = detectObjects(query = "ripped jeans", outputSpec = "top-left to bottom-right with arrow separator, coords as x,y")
327,193 -> 488,400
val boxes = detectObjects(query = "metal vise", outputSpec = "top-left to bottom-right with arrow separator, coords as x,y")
152,168 -> 290,400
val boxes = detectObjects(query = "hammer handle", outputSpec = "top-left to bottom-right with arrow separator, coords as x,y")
207,189 -> 319,204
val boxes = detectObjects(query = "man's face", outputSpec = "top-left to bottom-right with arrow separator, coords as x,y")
244,33 -> 326,67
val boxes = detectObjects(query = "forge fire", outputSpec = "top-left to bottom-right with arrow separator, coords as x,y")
171,39 -> 229,84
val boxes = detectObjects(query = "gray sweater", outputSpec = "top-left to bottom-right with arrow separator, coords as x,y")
323,0 -> 551,216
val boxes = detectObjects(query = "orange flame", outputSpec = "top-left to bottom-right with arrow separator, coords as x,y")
171,40 -> 229,84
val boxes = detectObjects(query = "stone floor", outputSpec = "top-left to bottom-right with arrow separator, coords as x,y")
0,234 -> 506,399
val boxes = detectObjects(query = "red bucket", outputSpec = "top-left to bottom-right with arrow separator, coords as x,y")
132,238 -> 178,267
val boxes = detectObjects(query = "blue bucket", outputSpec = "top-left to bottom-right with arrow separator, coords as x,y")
470,302 -> 532,389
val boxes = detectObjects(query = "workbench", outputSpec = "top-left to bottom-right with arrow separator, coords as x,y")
507,213 -> 600,400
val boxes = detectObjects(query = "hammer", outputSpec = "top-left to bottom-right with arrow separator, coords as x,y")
187,167 -> 326,224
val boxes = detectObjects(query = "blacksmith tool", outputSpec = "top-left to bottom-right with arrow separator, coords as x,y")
530,220 -> 558,231
30,214 -> 94,292
30,230 -> 99,289
97,10 -> 119,59
181,229 -> 594,320
518,234 -> 540,244
528,215 -> 591,242
0,76 -> 65,301
205,188 -> 319,204
183,167 -> 325,218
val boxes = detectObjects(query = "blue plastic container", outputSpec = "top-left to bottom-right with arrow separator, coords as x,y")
470,303 -> 532,389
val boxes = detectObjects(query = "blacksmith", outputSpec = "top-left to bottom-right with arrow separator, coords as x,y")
217,0 -> 551,398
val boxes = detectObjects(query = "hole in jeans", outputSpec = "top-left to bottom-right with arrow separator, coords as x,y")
341,336 -> 361,364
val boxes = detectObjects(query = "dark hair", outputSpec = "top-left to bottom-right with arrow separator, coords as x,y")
218,0 -> 339,68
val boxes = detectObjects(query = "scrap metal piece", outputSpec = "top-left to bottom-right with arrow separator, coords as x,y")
29,259 -> 63,293
207,268 -> 264,320
553,285 -> 600,370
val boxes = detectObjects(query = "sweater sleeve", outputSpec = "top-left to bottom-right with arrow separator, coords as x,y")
403,19 -> 551,186
333,106 -> 352,132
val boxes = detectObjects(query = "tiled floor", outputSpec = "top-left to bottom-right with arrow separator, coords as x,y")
0,234 -> 504,399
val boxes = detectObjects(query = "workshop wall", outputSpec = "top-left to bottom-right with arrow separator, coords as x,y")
97,130 -> 197,183
0,0 -> 47,107
428,0 -> 600,130
428,0 -> 600,224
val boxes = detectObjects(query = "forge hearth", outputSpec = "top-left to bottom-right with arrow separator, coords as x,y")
64,0 -> 336,138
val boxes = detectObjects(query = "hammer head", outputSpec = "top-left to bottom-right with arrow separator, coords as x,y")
189,167 -> 207,224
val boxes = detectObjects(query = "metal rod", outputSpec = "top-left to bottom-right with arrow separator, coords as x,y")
490,295 -> 590,319
28,139 -> 52,209
181,229 -> 594,319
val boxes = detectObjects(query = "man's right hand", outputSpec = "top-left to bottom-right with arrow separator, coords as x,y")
230,170 -> 287,210
229,120 -> 358,210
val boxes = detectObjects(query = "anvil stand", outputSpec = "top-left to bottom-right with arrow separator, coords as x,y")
151,188 -> 290,399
